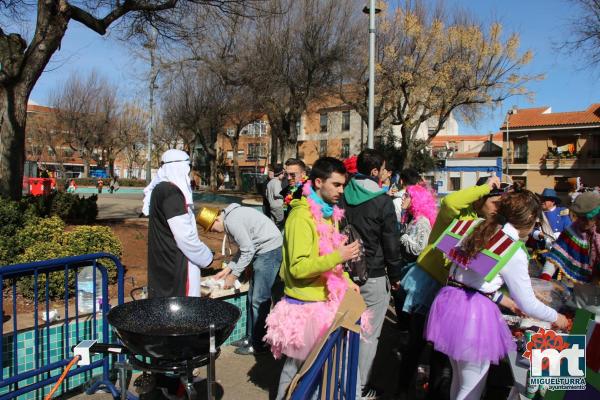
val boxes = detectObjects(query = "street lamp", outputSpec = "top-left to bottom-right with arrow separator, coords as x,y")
144,28 -> 159,183
363,1 -> 382,149
504,107 -> 516,177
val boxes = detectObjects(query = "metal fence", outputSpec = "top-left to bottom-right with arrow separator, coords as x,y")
0,253 -> 124,399
290,325 -> 360,400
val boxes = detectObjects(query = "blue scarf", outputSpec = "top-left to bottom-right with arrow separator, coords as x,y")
307,186 -> 334,218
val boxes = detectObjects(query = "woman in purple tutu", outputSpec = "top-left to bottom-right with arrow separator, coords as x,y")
425,188 -> 570,400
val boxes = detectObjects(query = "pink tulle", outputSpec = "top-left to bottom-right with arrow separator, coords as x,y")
264,191 -> 371,359
264,299 -> 338,360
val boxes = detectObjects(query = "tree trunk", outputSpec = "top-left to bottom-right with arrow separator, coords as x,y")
232,140 -> 242,191
109,159 -> 115,177
282,139 -> 297,162
0,86 -> 27,199
400,125 -> 415,169
270,133 -> 279,165
209,158 -> 218,191
83,158 -> 90,178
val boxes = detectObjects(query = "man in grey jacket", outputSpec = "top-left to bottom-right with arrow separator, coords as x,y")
199,203 -> 283,355
266,164 -> 285,229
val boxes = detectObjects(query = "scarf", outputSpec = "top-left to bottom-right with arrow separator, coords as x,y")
303,181 -> 348,301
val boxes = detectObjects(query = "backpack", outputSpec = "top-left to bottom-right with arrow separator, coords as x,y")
341,224 -> 368,286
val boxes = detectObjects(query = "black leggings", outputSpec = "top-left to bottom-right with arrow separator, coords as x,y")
397,313 -> 451,400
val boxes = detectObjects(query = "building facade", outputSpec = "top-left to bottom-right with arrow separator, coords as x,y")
502,104 -> 600,195
296,97 -> 459,166
426,133 -> 504,194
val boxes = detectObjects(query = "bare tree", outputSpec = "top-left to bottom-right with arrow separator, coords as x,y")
342,1 -> 541,168
564,0 -> 600,67
0,0 -> 267,199
51,71 -> 118,177
163,67 -> 229,189
116,104 -> 148,179
221,0 -> 363,162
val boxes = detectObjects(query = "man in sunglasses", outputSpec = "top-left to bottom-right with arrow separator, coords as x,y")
142,149 -> 214,299
280,158 -> 307,222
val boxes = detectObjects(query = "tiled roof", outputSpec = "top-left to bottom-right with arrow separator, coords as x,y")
501,104 -> 600,129
430,133 -> 503,144
27,104 -> 55,113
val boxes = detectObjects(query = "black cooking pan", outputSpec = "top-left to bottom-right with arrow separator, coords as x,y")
107,297 -> 240,360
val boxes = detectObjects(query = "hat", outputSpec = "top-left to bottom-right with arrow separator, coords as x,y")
540,188 -> 561,204
273,164 -> 284,176
570,192 -> 600,216
476,175 -> 513,196
196,207 -> 220,231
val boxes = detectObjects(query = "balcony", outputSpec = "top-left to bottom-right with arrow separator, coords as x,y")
542,150 -> 600,169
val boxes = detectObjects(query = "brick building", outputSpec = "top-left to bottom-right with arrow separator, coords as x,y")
501,104 -> 600,194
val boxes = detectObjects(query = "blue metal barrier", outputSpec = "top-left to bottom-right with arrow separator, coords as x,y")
0,253 -> 124,399
290,325 -> 360,400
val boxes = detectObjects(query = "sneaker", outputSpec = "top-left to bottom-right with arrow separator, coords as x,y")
234,345 -> 268,356
229,336 -> 249,348
361,387 -> 381,400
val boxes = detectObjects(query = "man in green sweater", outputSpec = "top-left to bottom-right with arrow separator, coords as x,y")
264,157 -> 361,400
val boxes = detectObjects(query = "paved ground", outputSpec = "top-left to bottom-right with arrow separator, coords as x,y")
68,191 -> 403,400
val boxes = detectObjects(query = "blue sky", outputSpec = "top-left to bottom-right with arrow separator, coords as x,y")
29,0 -> 600,135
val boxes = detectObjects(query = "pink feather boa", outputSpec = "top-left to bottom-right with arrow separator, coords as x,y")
264,182 -> 370,360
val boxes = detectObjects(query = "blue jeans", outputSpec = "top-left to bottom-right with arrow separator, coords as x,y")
248,247 -> 282,349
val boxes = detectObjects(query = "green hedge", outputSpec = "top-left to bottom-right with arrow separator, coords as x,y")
15,218 -> 123,299
20,192 -> 98,224
56,178 -> 147,188
0,195 -> 119,299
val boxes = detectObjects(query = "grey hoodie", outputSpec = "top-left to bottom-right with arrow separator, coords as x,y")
223,203 -> 283,277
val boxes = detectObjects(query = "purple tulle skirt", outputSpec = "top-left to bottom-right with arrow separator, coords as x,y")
425,286 -> 515,365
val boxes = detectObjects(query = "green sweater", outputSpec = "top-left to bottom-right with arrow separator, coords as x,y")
416,184 -> 491,284
280,197 -> 351,301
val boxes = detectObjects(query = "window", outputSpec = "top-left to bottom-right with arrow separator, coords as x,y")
226,127 -> 235,137
512,139 -> 528,163
320,113 -> 328,133
589,135 -> 600,157
242,120 -> 268,137
319,140 -> 328,156
341,139 -> 350,158
449,177 -> 461,191
342,111 -> 350,131
247,143 -> 266,160
554,177 -> 578,193
226,151 -> 233,160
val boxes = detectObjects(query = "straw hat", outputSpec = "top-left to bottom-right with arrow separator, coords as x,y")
196,207 -> 220,231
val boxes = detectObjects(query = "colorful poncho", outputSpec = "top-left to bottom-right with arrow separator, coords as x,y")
545,221 -> 599,284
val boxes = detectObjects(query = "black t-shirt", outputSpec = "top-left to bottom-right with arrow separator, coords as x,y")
147,182 -> 188,298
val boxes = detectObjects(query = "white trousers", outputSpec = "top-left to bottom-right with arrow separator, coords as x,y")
449,358 -> 490,400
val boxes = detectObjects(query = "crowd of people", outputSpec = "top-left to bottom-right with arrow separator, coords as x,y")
142,148 -> 599,400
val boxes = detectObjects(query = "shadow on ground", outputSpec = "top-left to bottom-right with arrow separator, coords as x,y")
247,354 -> 286,399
